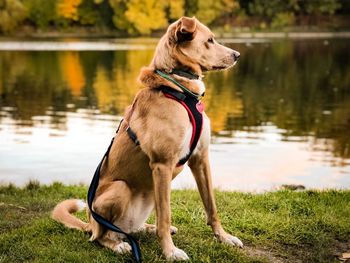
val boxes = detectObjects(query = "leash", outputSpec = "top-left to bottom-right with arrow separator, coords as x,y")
87,122 -> 142,263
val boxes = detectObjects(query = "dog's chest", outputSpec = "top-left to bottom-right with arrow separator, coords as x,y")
179,114 -> 210,159
193,79 -> 206,95
179,127 -> 192,159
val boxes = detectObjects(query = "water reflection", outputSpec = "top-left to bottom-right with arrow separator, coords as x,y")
0,39 -> 349,190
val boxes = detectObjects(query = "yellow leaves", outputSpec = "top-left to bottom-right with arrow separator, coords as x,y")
108,0 -> 238,34
124,0 -> 167,35
0,0 -> 27,33
57,0 -> 82,21
169,0 -> 184,20
59,52 -> 85,97
109,0 -> 184,34
221,0 -> 239,11
109,0 -> 169,34
195,0 -> 240,24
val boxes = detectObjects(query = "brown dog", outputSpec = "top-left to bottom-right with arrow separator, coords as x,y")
52,16 -> 242,261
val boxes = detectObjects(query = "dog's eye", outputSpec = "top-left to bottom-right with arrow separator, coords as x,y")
208,38 -> 214,44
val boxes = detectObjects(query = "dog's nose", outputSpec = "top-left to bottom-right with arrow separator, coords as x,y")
233,51 -> 240,61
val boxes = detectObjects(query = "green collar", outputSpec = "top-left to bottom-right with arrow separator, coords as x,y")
155,69 -> 203,100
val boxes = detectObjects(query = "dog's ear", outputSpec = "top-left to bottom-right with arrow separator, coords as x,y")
174,17 -> 197,43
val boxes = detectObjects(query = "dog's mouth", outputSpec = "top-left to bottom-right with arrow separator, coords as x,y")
212,62 -> 236,71
201,65 -> 227,72
212,65 -> 229,70
210,60 -> 238,71
201,60 -> 237,72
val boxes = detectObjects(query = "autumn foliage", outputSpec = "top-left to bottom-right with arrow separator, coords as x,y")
0,0 -> 348,34
57,0 -> 82,21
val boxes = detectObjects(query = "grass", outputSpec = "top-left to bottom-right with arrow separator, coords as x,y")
0,182 -> 349,262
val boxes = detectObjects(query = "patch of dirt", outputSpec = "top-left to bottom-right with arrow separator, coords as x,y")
333,239 -> 350,262
244,245 -> 296,263
245,239 -> 350,263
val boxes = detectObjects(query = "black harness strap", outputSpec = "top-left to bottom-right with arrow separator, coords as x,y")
87,122 -> 142,263
127,86 -> 204,166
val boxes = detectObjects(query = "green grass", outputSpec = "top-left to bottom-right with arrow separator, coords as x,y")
1,182 -> 349,262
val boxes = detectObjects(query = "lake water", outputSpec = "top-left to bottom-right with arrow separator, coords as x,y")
0,38 -> 349,191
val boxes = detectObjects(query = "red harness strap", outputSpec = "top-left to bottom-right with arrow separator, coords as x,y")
161,87 -> 204,165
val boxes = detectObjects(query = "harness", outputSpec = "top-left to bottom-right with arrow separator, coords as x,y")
127,85 -> 204,165
87,70 -> 204,262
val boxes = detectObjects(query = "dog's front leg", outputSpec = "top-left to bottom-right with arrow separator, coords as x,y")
151,162 -> 189,261
189,150 -> 243,248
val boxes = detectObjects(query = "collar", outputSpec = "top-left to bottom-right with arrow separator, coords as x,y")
155,69 -> 203,100
170,69 -> 200,80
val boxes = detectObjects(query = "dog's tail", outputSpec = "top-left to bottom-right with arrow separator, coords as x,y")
51,199 -> 89,231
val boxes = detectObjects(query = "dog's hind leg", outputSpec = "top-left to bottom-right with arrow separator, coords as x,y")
89,180 -> 132,242
142,223 -> 178,234
97,231 -> 132,254
139,223 -> 178,235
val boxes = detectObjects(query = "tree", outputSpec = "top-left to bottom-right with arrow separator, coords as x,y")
77,0 -> 99,25
195,0 -> 239,25
302,0 -> 341,15
109,0 -> 184,34
109,0 -> 134,32
124,0 -> 167,35
168,0 -> 184,21
23,0 -> 57,29
184,0 -> 198,17
248,0 -> 287,19
57,0 -> 82,21
0,0 -> 27,33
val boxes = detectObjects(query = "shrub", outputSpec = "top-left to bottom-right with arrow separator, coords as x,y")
0,0 -> 27,33
271,12 -> 295,29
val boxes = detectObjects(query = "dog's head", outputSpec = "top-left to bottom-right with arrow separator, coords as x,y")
152,17 -> 240,74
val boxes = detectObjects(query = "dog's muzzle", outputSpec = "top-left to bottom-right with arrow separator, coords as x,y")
232,51 -> 240,61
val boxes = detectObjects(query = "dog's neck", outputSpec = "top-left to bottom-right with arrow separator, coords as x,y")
138,67 -> 205,97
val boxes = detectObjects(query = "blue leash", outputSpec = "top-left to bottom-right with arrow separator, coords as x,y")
87,124 -> 142,262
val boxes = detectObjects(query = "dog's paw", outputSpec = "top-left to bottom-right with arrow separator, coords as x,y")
165,247 -> 189,261
114,242 -> 132,254
217,234 -> 243,248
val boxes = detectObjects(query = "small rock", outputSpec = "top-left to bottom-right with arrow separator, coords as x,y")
281,184 -> 306,191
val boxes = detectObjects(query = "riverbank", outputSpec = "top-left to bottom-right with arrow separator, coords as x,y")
1,182 -> 349,262
2,30 -> 350,40
1,31 -> 350,52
